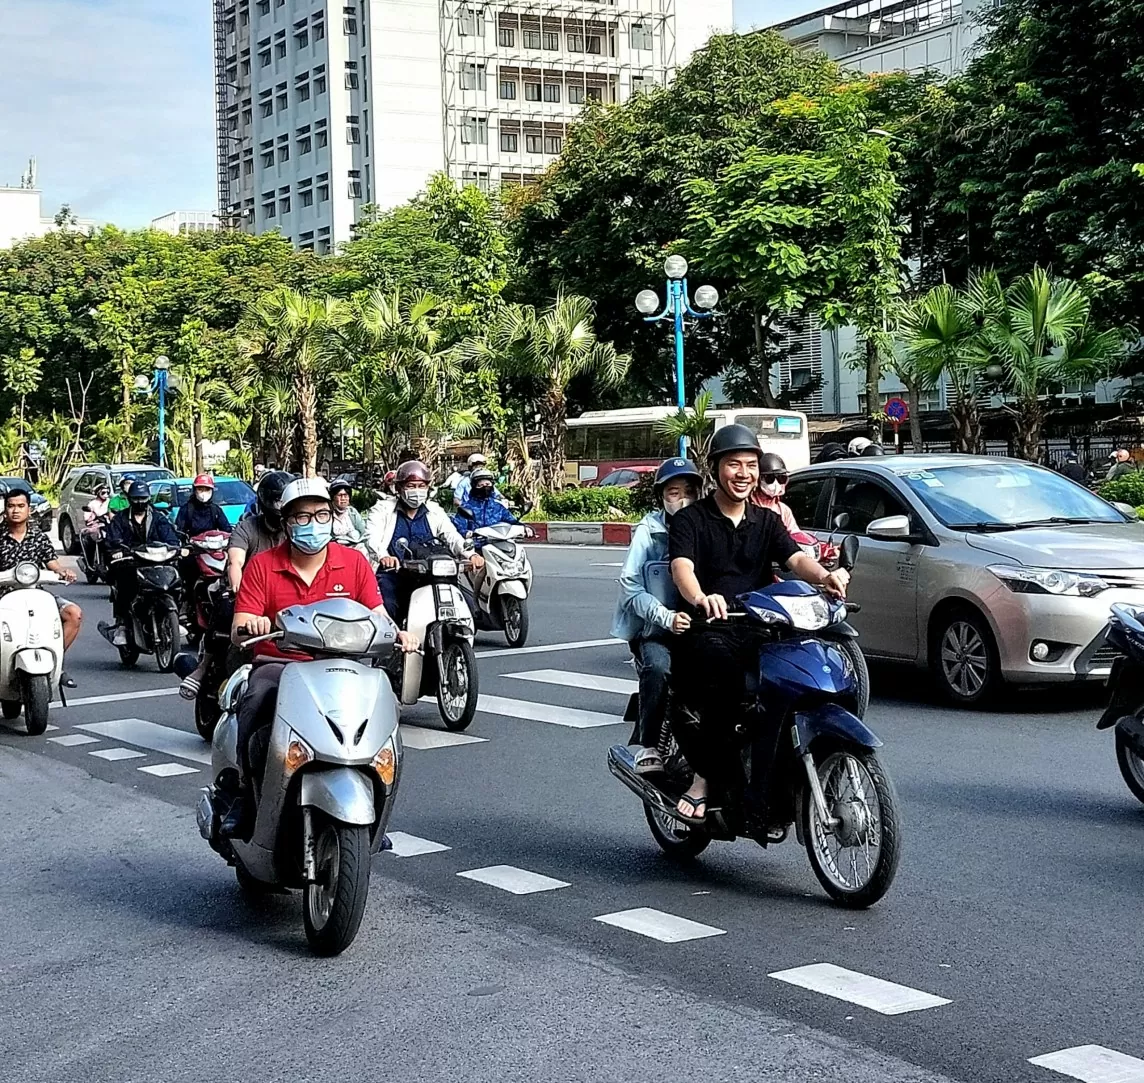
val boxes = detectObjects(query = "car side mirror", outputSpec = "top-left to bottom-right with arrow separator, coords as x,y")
520,499 -> 534,517
838,534 -> 860,572
833,512 -> 851,531
867,514 -> 912,540
1112,501 -> 1140,522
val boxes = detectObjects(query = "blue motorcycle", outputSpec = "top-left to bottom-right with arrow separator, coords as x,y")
608,537 -> 902,908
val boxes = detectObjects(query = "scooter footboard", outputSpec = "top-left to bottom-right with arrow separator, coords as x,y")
793,703 -> 881,754
299,768 -> 375,826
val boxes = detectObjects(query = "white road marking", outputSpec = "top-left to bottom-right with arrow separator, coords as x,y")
77,718 -> 211,765
1029,1046 -> 1144,1083
385,831 -> 451,857
48,733 -> 100,747
504,668 -> 637,696
594,908 -> 726,943
476,694 -> 621,729
457,865 -> 570,895
400,725 -> 487,750
52,687 -> 180,710
89,747 -> 147,761
139,762 -> 199,777
768,963 -> 951,1015
475,638 -> 622,660
590,562 -> 624,567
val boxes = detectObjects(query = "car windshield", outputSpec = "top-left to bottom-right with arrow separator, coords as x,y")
172,480 -> 254,506
896,462 -> 1126,529
112,469 -> 173,487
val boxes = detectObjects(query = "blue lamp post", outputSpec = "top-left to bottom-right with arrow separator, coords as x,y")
635,255 -> 720,456
153,356 -> 171,469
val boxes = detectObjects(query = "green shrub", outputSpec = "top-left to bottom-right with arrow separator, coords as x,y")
220,448 -> 252,480
541,485 -> 632,520
1099,473 -> 1144,506
631,471 -> 657,515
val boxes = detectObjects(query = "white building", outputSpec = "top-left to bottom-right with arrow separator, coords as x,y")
150,210 -> 221,235
213,0 -> 733,251
0,158 -> 95,249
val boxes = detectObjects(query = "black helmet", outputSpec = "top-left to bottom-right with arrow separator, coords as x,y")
709,424 -> 761,464
861,444 -> 886,457
653,457 -> 702,493
257,470 -> 292,530
329,479 -> 353,497
759,452 -> 787,477
127,481 -> 150,505
814,442 -> 847,464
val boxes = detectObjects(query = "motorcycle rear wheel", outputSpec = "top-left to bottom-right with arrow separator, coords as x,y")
302,816 -> 371,956
153,608 -> 181,673
20,672 -> 50,736
802,745 -> 900,909
643,800 -> 711,861
1115,729 -> 1144,805
437,640 -> 479,731
500,596 -> 529,649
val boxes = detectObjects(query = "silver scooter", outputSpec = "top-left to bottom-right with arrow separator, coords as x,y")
456,518 -> 534,648
196,597 -> 402,956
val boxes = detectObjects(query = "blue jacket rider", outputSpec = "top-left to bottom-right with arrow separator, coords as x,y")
453,468 -> 517,543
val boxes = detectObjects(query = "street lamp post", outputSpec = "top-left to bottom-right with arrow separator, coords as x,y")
635,256 -> 720,456
153,356 -> 170,469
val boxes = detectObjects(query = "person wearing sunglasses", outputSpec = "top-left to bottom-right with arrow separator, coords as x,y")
750,453 -> 800,532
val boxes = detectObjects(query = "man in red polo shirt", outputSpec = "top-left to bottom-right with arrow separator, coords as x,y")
221,478 -> 417,835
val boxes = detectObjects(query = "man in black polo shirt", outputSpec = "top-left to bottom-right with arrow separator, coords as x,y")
668,425 -> 847,822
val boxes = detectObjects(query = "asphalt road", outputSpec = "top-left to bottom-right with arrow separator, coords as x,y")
1,546 -> 1141,1083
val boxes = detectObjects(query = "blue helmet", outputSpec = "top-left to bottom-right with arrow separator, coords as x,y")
654,457 -> 703,494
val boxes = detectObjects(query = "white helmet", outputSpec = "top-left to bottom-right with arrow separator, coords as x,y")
467,453 -> 487,468
848,437 -> 873,457
280,476 -> 331,513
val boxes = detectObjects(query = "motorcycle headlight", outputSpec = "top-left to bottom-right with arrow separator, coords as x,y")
312,614 -> 376,653
431,558 -> 458,577
989,564 -> 1110,598
774,594 -> 831,631
14,562 -> 40,587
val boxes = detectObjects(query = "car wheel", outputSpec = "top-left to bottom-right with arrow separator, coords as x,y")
932,606 -> 1000,707
59,516 -> 80,556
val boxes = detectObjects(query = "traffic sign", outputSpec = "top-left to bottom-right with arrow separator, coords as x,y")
885,397 -> 909,424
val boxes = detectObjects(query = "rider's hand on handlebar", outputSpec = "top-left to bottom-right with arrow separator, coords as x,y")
58,566 -> 77,584
395,630 -> 419,653
239,616 -> 273,638
468,553 -> 485,571
379,555 -> 399,571
822,572 -> 848,599
697,593 -> 729,621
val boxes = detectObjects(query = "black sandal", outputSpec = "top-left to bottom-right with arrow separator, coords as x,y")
676,793 -> 707,824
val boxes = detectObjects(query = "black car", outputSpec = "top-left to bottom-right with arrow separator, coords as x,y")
0,478 -> 53,533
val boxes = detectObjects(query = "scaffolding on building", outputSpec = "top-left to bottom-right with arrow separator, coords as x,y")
770,0 -> 964,44
214,0 -> 236,225
438,0 -> 677,188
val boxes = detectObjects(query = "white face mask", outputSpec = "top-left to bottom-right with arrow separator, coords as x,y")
663,496 -> 694,516
760,481 -> 784,498
401,488 -> 428,508
195,490 -> 212,503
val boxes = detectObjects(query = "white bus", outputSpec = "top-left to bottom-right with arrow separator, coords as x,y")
565,406 -> 810,485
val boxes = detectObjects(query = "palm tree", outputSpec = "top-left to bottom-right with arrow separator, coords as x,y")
655,391 -> 716,478
466,295 -> 630,491
968,268 -> 1125,461
241,287 -> 346,476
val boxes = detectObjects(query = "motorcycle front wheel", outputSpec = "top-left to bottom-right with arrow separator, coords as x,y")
302,816 -> 371,956
20,672 -> 50,736
500,595 -> 529,649
1115,729 -> 1144,805
436,639 -> 479,731
802,745 -> 901,909
152,607 -> 181,673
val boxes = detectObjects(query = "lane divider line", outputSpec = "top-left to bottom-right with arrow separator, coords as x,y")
503,669 -> 636,696
139,763 -> 199,777
385,832 -> 451,857
594,908 -> 726,943
475,638 -> 623,660
89,747 -> 147,761
47,733 -> 100,747
1029,1045 -> 1144,1083
457,865 -> 570,895
768,963 -> 951,1015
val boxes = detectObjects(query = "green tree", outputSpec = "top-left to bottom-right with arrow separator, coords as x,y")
655,391 -> 716,477
1,346 -> 44,473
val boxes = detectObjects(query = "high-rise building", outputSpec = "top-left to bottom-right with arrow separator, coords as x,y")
213,1 -> 733,251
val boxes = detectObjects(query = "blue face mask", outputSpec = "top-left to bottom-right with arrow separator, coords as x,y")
288,520 -> 332,554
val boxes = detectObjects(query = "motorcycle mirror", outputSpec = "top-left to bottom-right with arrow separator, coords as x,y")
839,534 -> 860,573
457,506 -> 476,521
520,500 -> 534,517
396,538 -> 411,554
833,511 -> 851,531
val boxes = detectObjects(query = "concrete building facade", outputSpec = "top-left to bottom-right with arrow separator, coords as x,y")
213,0 -> 733,251
150,211 -> 222,235
0,159 -> 95,250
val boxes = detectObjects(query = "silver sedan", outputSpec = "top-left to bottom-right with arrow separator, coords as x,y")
785,455 -> 1144,706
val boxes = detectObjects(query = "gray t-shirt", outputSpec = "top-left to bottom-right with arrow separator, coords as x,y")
229,516 -> 282,560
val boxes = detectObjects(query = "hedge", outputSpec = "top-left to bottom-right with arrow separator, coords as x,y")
1098,473 -> 1144,507
541,485 -> 632,520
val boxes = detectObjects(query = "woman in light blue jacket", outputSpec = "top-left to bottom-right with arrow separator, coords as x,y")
611,458 -> 703,774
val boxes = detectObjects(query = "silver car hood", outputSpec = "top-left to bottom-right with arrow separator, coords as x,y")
965,523 -> 1144,570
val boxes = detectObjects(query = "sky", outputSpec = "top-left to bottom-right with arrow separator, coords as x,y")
0,0 -> 815,230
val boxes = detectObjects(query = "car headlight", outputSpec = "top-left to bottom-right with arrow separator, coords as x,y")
431,558 -> 458,577
988,564 -> 1110,598
312,614 -> 376,652
775,594 -> 831,631
14,562 -> 40,587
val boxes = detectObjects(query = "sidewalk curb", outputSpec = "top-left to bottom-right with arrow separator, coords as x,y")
529,522 -> 632,547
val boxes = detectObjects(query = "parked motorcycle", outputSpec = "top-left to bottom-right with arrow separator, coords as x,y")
196,597 -> 402,955
455,514 -> 533,648
1097,603 -> 1144,805
394,537 -> 480,731
185,529 -> 233,740
77,507 -> 111,585
608,536 -> 901,909
102,544 -> 183,671
0,563 -> 64,735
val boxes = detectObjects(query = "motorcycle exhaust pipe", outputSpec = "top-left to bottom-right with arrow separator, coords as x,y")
607,745 -> 694,828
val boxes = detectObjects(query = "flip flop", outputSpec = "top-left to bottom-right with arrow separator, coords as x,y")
676,793 -> 707,824
179,677 -> 201,701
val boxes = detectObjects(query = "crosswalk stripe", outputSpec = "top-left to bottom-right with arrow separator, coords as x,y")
139,762 -> 199,777
504,669 -> 637,696
475,694 -> 621,729
52,687 -> 180,710
385,831 -> 451,857
89,747 -> 146,761
1029,1046 -> 1144,1082
400,725 -> 487,750
457,865 -> 570,894
768,963 -> 951,1015
475,638 -> 622,660
77,718 -> 211,764
594,908 -> 726,943
48,733 -> 100,747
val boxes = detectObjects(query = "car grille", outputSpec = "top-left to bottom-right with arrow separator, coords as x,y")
1090,643 -> 1124,669
1093,570 -> 1144,590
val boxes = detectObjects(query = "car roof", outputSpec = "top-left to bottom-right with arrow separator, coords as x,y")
160,475 -> 244,484
796,454 -> 1037,476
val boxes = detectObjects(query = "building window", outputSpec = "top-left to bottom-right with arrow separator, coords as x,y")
500,132 -> 518,152
544,134 -> 563,154
318,182 -> 330,202
257,0 -> 269,14
567,33 -> 583,52
261,149 -> 275,167
278,144 -> 290,163
524,82 -> 541,102
276,91 -> 288,111
568,84 -> 585,105
499,79 -> 516,100
460,63 -> 486,91
295,28 -> 309,48
498,27 -> 514,47
301,188 -> 314,207
543,82 -> 560,103
229,164 -> 240,181
297,83 -> 310,103
543,31 -> 559,51
345,61 -> 359,89
259,48 -> 271,66
458,6 -> 485,36
243,159 -> 255,176
524,133 -> 542,154
315,74 -> 327,94
586,85 -> 603,103
346,123 -> 360,144
280,195 -> 291,214
298,134 -> 312,154
241,57 -> 251,75
242,107 -> 253,124
275,40 -> 287,59
462,170 -> 490,192
631,75 -> 650,95
630,23 -> 653,51
263,200 -> 276,219
344,16 -> 357,34
586,35 -> 602,54
314,20 -> 325,40
348,172 -> 363,198
460,116 -> 488,144
523,29 -> 541,50
316,128 -> 328,148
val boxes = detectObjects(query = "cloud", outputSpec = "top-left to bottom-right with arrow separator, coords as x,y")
0,0 -> 216,228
